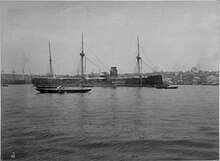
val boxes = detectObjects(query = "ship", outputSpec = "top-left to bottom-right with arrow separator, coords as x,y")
1,67 -> 8,86
9,69 -> 25,84
32,34 -> 164,88
1,68 -> 25,85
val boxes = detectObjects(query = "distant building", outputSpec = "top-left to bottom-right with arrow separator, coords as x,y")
199,75 -> 207,84
163,77 -> 173,84
182,73 -> 194,85
207,75 -> 219,84
191,66 -> 199,73
192,76 -> 200,84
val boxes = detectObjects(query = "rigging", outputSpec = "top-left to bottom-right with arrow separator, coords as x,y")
84,43 -> 109,71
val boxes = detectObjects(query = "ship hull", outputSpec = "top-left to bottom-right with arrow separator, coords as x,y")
5,80 -> 26,85
32,75 -> 164,88
35,87 -> 91,93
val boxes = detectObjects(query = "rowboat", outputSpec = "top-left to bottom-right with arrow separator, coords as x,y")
154,85 -> 178,89
35,86 -> 91,93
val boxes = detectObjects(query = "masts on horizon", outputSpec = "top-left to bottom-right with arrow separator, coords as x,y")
48,41 -> 54,77
22,68 -> 25,79
13,67 -> 15,80
29,69 -> 32,78
80,33 -> 85,79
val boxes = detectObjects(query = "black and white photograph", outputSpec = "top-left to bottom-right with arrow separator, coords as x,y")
1,1 -> 219,160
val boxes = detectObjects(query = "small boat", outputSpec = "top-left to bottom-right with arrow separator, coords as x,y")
35,86 -> 91,93
165,86 -> 178,89
210,83 -> 219,86
1,84 -> 8,87
154,85 -> 178,89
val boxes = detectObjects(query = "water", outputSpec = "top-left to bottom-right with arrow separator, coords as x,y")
1,85 -> 219,160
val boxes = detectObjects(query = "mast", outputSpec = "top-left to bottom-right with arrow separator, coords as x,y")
2,66 -> 4,82
136,35 -> 142,85
80,33 -> 85,79
29,69 -> 32,79
13,67 -> 15,80
137,35 -> 141,75
85,57 -> 86,76
48,41 -> 54,77
22,68 -> 25,80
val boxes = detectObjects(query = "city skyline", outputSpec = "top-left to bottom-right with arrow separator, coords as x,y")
1,1 -> 219,75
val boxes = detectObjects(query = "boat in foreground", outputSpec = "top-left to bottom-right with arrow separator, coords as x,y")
36,87 -> 91,93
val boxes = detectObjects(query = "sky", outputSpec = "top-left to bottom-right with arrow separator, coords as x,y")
1,1 -> 219,75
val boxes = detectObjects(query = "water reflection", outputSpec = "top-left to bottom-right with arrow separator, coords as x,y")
76,94 -> 88,143
108,88 -> 119,139
133,88 -> 145,140
1,85 -> 218,160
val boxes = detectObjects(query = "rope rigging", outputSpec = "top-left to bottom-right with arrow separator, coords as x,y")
140,46 -> 158,72
84,43 -> 109,71
133,63 -> 138,74
73,56 -> 80,75
85,56 -> 101,72
141,59 -> 156,72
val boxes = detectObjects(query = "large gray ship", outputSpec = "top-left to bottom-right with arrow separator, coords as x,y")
32,34 -> 164,88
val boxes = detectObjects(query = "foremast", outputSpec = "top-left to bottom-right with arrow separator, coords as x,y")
80,33 -> 85,79
48,41 -> 54,77
136,35 -> 143,86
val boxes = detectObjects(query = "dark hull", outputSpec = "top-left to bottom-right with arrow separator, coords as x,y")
155,86 -> 178,89
1,84 -> 8,87
36,87 -> 91,93
5,80 -> 25,84
32,75 -> 164,88
167,86 -> 178,89
210,84 -> 219,86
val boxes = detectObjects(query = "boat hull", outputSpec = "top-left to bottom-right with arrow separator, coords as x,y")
166,86 -> 178,89
155,85 -> 178,89
1,84 -> 8,87
32,75 -> 164,88
4,80 -> 25,85
35,87 -> 91,93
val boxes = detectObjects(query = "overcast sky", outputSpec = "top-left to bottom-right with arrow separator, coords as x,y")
1,1 -> 219,75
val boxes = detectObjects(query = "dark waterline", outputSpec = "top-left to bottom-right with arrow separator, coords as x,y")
1,85 -> 219,160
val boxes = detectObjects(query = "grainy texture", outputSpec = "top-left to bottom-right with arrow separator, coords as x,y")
1,85 -> 219,160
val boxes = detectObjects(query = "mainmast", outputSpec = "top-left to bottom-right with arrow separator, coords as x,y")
136,35 -> 142,86
48,41 -> 54,77
80,33 -> 85,79
137,36 -> 141,75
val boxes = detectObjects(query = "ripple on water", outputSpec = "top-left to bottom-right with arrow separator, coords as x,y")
1,85 -> 219,160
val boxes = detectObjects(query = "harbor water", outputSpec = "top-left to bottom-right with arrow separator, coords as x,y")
1,85 -> 219,160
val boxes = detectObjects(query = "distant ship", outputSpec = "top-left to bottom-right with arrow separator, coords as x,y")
4,69 -> 26,85
32,34 -> 164,88
1,67 -> 8,86
10,79 -> 25,85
